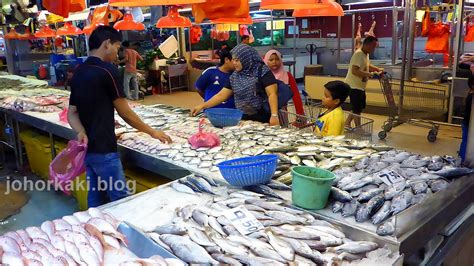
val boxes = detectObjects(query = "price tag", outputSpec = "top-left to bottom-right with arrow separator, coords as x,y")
377,169 -> 405,186
223,206 -> 264,235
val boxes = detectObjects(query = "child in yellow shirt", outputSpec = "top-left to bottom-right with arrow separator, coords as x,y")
315,81 -> 351,137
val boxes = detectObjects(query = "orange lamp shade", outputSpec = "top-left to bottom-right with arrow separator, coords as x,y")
109,0 -> 204,7
35,25 -> 57,38
114,13 -> 145,31
18,28 -> 34,40
293,2 -> 344,17
83,22 -> 101,35
212,16 -> 253,25
260,0 -> 330,10
5,29 -> 19,40
57,22 -> 83,36
156,6 -> 191,28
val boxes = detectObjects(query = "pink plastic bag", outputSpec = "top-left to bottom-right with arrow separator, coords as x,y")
58,107 -> 68,124
49,140 -> 87,195
188,118 -> 221,149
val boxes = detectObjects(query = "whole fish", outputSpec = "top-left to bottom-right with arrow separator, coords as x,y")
187,227 -> 215,246
196,175 -> 219,187
435,167 -> 474,179
427,158 -> 444,171
341,200 -> 359,217
211,237 -> 248,256
178,179 -> 201,193
355,157 -> 370,170
211,253 -> 242,266
243,184 -> 283,200
332,201 -> 344,213
170,182 -> 196,195
265,211 -> 307,225
151,223 -> 187,235
355,204 -> 370,222
382,151 -> 411,163
187,176 -> 215,194
391,191 -> 414,214
223,225 -> 240,236
428,179 -> 449,192
331,241 -> 378,254
330,187 -> 353,203
217,216 -> 231,226
306,225 -> 345,239
271,226 -> 321,240
208,216 -> 226,236
160,234 -> 219,264
350,184 -> 378,197
266,180 -> 292,191
401,158 -> 429,168
365,194 -> 385,217
371,201 -> 392,225
192,210 -> 209,227
233,255 -> 285,266
299,240 -> 328,252
410,181 -> 428,194
337,252 -> 365,262
245,199 -> 303,215
341,176 -> 375,191
357,188 -> 384,202
376,221 -> 395,236
366,161 -> 389,174
266,229 -> 295,261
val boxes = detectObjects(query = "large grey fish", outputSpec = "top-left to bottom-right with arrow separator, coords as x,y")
281,237 -> 326,263
299,240 -> 327,252
187,227 -> 215,246
150,223 -> 187,235
170,182 -> 196,195
371,201 -> 392,225
428,179 -> 449,192
330,187 -> 353,203
350,184 -> 378,197
384,181 -> 406,200
209,234 -> 248,256
223,225 -> 240,236
382,151 -> 411,163
341,200 -> 359,217
434,166 -> 470,179
271,226 -> 321,240
159,234 -> 218,264
178,179 -> 201,193
192,210 -> 209,227
232,255 -> 285,266
401,158 -> 429,168
208,216 -> 226,236
355,157 -> 370,170
245,199 -> 303,215
337,171 -> 365,188
211,254 -> 242,266
410,181 -> 428,194
265,211 -> 307,225
331,241 -> 378,254
355,203 -> 370,222
187,176 -> 215,195
340,176 -> 375,191
266,180 -> 292,191
376,221 -> 395,236
366,161 -> 389,174
391,191 -> 414,214
243,185 -> 283,200
266,229 -> 295,261
365,194 -> 385,217
427,157 -> 444,171
357,188 -> 384,202
196,175 -> 219,187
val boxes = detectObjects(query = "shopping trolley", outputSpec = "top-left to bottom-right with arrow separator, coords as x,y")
280,102 -> 374,141
378,73 -> 449,142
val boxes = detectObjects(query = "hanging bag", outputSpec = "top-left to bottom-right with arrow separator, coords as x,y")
257,64 -> 293,113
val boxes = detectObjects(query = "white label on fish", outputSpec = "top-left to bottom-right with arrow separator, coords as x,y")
377,169 -> 405,186
223,206 -> 264,235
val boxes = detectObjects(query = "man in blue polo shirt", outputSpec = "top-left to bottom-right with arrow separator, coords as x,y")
195,49 -> 235,109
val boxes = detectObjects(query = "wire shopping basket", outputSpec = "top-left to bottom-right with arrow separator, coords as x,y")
378,73 -> 449,142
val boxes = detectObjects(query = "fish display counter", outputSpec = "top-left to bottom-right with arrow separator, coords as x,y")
0,77 -> 473,263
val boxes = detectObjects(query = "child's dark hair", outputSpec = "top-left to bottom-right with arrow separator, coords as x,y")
219,49 -> 232,65
325,81 -> 351,106
468,75 -> 474,88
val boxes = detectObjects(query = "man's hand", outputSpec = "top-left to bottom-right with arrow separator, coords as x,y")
192,104 -> 205,116
269,116 -> 280,126
77,131 -> 88,145
151,130 -> 172,144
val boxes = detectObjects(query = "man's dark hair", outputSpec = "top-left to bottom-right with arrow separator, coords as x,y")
325,81 -> 351,106
242,35 -> 250,41
468,75 -> 474,88
219,48 -> 232,65
122,41 -> 130,48
363,36 -> 378,46
89,26 -> 122,51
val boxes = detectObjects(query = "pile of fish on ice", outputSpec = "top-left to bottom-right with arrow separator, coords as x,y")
162,174 -> 400,265
0,208 -> 180,266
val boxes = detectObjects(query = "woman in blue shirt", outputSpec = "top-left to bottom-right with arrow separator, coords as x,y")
195,49 -> 235,109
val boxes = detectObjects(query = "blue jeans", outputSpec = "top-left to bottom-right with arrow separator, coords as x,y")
460,123 -> 469,162
84,153 -> 130,207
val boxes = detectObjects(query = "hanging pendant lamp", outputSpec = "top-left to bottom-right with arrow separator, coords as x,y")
293,1 -> 343,17
57,22 -> 83,36
261,0 -> 330,10
18,28 -> 34,40
5,28 -> 19,40
109,0 -> 204,7
83,22 -> 102,35
212,16 -> 253,25
35,25 -> 57,38
114,13 -> 145,31
156,6 -> 191,28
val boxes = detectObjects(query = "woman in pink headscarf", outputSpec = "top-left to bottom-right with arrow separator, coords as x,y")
264,49 -> 304,115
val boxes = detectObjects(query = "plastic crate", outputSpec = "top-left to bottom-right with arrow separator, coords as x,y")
20,130 -> 53,180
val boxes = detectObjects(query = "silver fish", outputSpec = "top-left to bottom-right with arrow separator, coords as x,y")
306,225 -> 345,239
330,187 -> 353,203
391,191 -> 414,214
411,181 -> 428,194
208,216 -> 226,236
245,199 -> 303,215
357,188 -> 384,202
151,223 -> 187,235
371,201 -> 392,225
340,176 -> 375,191
355,157 -> 370,170
377,221 -> 395,236
187,227 -> 215,246
384,181 -> 406,200
187,176 -> 215,194
265,211 -> 307,225
266,229 -> 295,261
205,245 -> 222,254
232,255 -> 285,266
211,236 -> 248,256
160,234 -> 218,264
223,225 -> 240,236
217,216 -> 231,226
192,210 -> 209,227
211,254 -> 242,266
341,200 -> 359,217
332,241 -> 378,254
170,182 -> 196,195
271,226 -> 321,240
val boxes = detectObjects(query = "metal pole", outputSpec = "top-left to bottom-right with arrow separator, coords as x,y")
352,13 -> 355,54
271,11 -> 274,48
405,0 -> 416,80
392,0 -> 398,65
399,0 -> 412,116
337,16 -> 341,65
467,98 -> 474,166
450,0 -> 465,123
188,26 -> 193,62
293,18 -> 297,63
